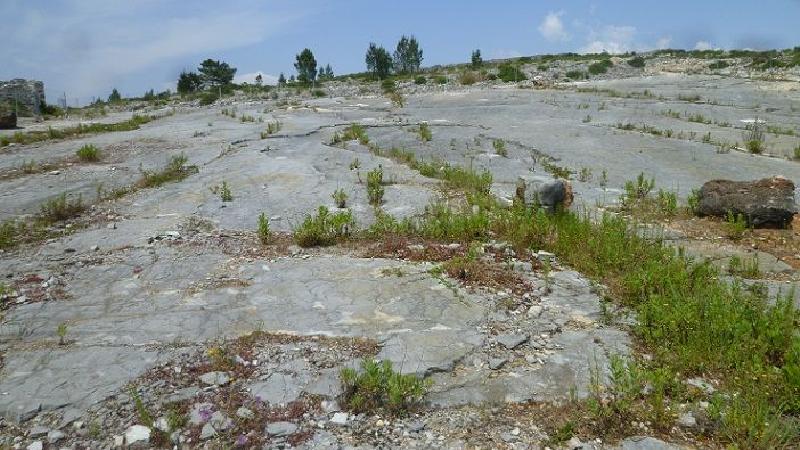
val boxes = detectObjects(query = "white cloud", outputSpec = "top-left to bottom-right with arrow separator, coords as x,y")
580,25 -> 637,54
694,41 -> 714,51
0,0 -> 309,100
656,37 -> 673,49
538,11 -> 569,42
234,71 -> 279,85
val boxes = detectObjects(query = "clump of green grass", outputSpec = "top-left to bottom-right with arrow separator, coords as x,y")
75,144 -> 100,162
366,166 -> 385,206
578,167 -> 592,182
493,139 -> 507,157
56,322 -> 68,345
434,75 -> 448,84
332,124 -> 369,146
261,121 -> 282,138
239,114 -> 255,123
725,210 -> 749,240
414,75 -> 426,84
332,188 -> 348,208
728,255 -> 761,278
349,158 -> 360,170
793,144 -> 800,160
293,206 -> 354,247
417,123 -> 432,142
340,359 -> 428,416
219,181 -> 233,202
257,213 -> 271,244
623,172 -> 655,203
39,193 -> 85,223
138,154 -> 193,188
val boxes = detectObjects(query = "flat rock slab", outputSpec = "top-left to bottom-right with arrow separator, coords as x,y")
0,254 -> 485,420
426,328 -> 630,407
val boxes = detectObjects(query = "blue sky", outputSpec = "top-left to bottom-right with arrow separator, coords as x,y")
2,0 -> 799,105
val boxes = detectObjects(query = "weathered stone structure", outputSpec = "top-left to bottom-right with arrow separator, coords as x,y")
0,79 -> 45,116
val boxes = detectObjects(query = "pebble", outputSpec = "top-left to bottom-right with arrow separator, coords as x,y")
123,425 -> 151,445
26,441 -> 43,450
330,412 -> 349,426
199,371 -> 230,386
489,358 -> 508,370
46,430 -> 65,444
200,423 -> 216,439
266,421 -> 297,437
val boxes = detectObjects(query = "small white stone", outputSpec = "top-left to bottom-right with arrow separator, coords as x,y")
124,425 -> 151,445
26,441 -> 43,450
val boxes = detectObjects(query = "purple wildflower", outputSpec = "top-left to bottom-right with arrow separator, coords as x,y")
199,407 -> 213,422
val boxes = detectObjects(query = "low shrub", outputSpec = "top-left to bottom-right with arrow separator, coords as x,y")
293,206 -> 354,247
340,359 -> 427,416
76,144 -> 100,162
367,167 -> 385,206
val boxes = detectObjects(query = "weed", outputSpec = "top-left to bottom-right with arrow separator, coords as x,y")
39,193 -> 84,223
582,114 -> 592,123
263,121 -> 282,137
332,188 -> 348,208
349,158 -> 361,170
293,206 -> 354,247
725,210 -> 749,240
744,119 -> 766,154
417,123 -> 432,142
75,144 -> 100,162
56,322 -> 68,345
129,387 -> 154,427
686,189 -> 701,214
333,124 -> 369,146
493,139 -> 507,157
414,75 -> 427,84
388,91 -> 405,108
624,172 -> 655,202
219,181 -> 233,202
459,71 -> 477,85
656,190 -> 677,215
366,167 -> 385,206
139,154 -> 193,188
257,213 -> 271,244
728,255 -> 761,278
340,359 -> 428,416
578,167 -> 593,182
239,114 -> 256,123
794,144 -> 800,160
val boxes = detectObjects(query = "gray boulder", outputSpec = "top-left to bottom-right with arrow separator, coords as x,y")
515,175 -> 573,212
696,177 -> 795,227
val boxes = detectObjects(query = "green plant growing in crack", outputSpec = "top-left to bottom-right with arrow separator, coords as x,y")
129,387 -> 154,427
219,181 -> 233,202
332,188 -> 348,208
293,206 -> 354,247
417,123 -> 432,142
76,144 -> 101,162
493,139 -> 507,157
257,213 -> 271,244
56,322 -> 68,345
366,166 -> 385,206
725,210 -> 749,240
340,359 -> 428,416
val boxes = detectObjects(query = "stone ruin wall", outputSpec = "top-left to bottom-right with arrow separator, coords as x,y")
0,79 -> 45,115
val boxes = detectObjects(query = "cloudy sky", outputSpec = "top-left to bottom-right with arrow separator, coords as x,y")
2,0 -> 799,104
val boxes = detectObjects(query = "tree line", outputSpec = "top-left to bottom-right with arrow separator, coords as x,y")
107,34 -> 487,100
